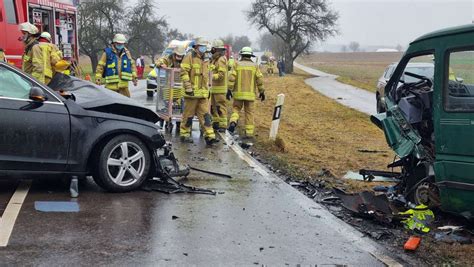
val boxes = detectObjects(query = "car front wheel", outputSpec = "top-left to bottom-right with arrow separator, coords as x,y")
376,96 -> 386,113
93,134 -> 151,192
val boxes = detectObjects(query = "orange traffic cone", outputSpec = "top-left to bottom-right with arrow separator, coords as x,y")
85,73 -> 91,81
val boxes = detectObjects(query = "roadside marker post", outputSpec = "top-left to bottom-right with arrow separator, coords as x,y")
269,93 -> 285,141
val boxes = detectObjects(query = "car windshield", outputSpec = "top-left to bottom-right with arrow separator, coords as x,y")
402,66 -> 434,83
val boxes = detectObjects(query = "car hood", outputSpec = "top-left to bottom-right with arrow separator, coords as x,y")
48,73 -> 159,123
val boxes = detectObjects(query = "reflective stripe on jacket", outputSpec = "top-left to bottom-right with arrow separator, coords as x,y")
96,47 -> 137,86
210,54 -> 228,94
180,51 -> 210,99
31,42 -> 63,84
228,58 -> 264,101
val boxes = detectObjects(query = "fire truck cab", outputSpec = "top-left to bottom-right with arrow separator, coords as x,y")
0,0 -> 78,68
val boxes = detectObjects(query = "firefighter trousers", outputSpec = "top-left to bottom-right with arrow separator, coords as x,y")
230,100 -> 255,136
180,97 -> 216,139
211,93 -> 228,129
105,81 -> 131,97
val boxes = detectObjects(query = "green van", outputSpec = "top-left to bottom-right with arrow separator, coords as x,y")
372,24 -> 474,219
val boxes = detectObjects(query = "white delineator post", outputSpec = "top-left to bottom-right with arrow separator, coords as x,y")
269,94 -> 285,140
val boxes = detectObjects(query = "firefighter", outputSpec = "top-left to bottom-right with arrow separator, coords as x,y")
155,46 -> 186,68
95,34 -> 138,97
228,55 -> 235,71
0,48 -> 6,62
33,32 -> 63,85
227,47 -> 265,138
209,39 -> 229,131
19,22 -> 40,75
179,37 -> 218,145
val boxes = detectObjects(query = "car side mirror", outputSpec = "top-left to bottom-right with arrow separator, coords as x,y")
29,86 -> 46,102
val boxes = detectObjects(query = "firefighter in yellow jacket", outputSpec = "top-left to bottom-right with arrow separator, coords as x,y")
227,47 -> 265,137
209,39 -> 228,131
0,48 -> 6,62
179,37 -> 218,145
156,46 -> 186,68
33,32 -> 63,85
19,22 -> 41,76
96,34 -> 138,97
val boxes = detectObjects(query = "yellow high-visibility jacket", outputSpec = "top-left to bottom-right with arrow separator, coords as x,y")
180,50 -> 210,99
31,42 -> 63,84
155,54 -> 180,68
209,54 -> 228,94
96,47 -> 137,90
22,37 -> 40,75
228,58 -> 264,101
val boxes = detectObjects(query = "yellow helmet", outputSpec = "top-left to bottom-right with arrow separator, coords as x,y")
54,60 -> 71,72
19,22 -> 38,34
40,32 -> 52,42
113,33 -> 127,44
212,39 -> 225,49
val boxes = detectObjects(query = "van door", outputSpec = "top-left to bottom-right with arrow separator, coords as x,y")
434,46 -> 474,216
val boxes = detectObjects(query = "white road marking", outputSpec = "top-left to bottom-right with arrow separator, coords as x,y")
0,180 -> 32,247
219,132 -> 403,266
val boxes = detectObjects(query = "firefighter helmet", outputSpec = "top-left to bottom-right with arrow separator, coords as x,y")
212,39 -> 225,49
174,46 -> 186,56
194,37 -> 209,46
113,33 -> 127,44
40,32 -> 52,42
239,47 -> 255,57
19,22 -> 38,35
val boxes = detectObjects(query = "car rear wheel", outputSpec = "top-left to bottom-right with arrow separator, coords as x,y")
93,135 -> 151,192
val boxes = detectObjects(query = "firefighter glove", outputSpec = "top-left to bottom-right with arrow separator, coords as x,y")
226,89 -> 233,100
259,92 -> 265,102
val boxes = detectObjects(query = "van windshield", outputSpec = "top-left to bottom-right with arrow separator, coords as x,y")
403,66 -> 434,83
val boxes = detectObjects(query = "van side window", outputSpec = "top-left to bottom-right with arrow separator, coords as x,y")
444,50 -> 474,112
5,0 -> 18,24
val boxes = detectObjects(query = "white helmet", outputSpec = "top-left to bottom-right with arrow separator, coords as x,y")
40,32 -> 52,42
19,22 -> 38,35
113,33 -> 127,44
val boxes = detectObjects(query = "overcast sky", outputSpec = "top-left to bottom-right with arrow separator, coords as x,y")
153,0 -> 473,49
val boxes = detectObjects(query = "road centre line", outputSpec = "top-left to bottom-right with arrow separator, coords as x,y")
0,180 -> 31,247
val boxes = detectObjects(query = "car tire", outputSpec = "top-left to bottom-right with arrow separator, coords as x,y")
376,96 -> 386,113
93,134 -> 151,192
147,91 -> 154,97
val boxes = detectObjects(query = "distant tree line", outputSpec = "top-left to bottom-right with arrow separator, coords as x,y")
220,35 -> 252,54
78,0 -> 189,72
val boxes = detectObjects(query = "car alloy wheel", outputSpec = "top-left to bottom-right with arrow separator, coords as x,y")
106,141 -> 146,187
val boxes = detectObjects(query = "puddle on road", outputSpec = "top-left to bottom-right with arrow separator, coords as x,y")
34,201 -> 80,212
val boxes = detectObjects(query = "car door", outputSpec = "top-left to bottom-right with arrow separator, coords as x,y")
0,64 -> 71,171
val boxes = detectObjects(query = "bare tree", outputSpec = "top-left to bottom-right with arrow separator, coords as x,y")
126,0 -> 168,59
348,41 -> 360,52
220,35 -> 251,52
246,0 -> 338,73
258,32 -> 285,57
78,0 -> 124,72
396,44 -> 404,52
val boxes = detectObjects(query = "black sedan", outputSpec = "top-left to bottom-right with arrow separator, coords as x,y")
0,62 -> 166,192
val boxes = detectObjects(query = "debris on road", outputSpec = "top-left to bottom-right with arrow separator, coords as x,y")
404,236 -> 421,251
189,166 -> 232,179
34,201 -> 80,213
343,170 -> 398,182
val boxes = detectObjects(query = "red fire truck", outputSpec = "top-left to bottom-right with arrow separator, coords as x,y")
0,0 -> 79,68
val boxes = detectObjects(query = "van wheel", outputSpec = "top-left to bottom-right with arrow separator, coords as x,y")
414,182 -> 441,208
93,135 -> 151,192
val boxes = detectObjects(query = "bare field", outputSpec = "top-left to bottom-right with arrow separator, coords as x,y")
298,52 -> 404,92
253,70 -> 394,191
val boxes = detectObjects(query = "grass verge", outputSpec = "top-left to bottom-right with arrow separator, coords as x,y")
252,70 -> 393,191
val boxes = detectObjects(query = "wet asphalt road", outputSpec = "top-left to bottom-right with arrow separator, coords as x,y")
294,62 -> 377,115
0,82 -> 395,266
